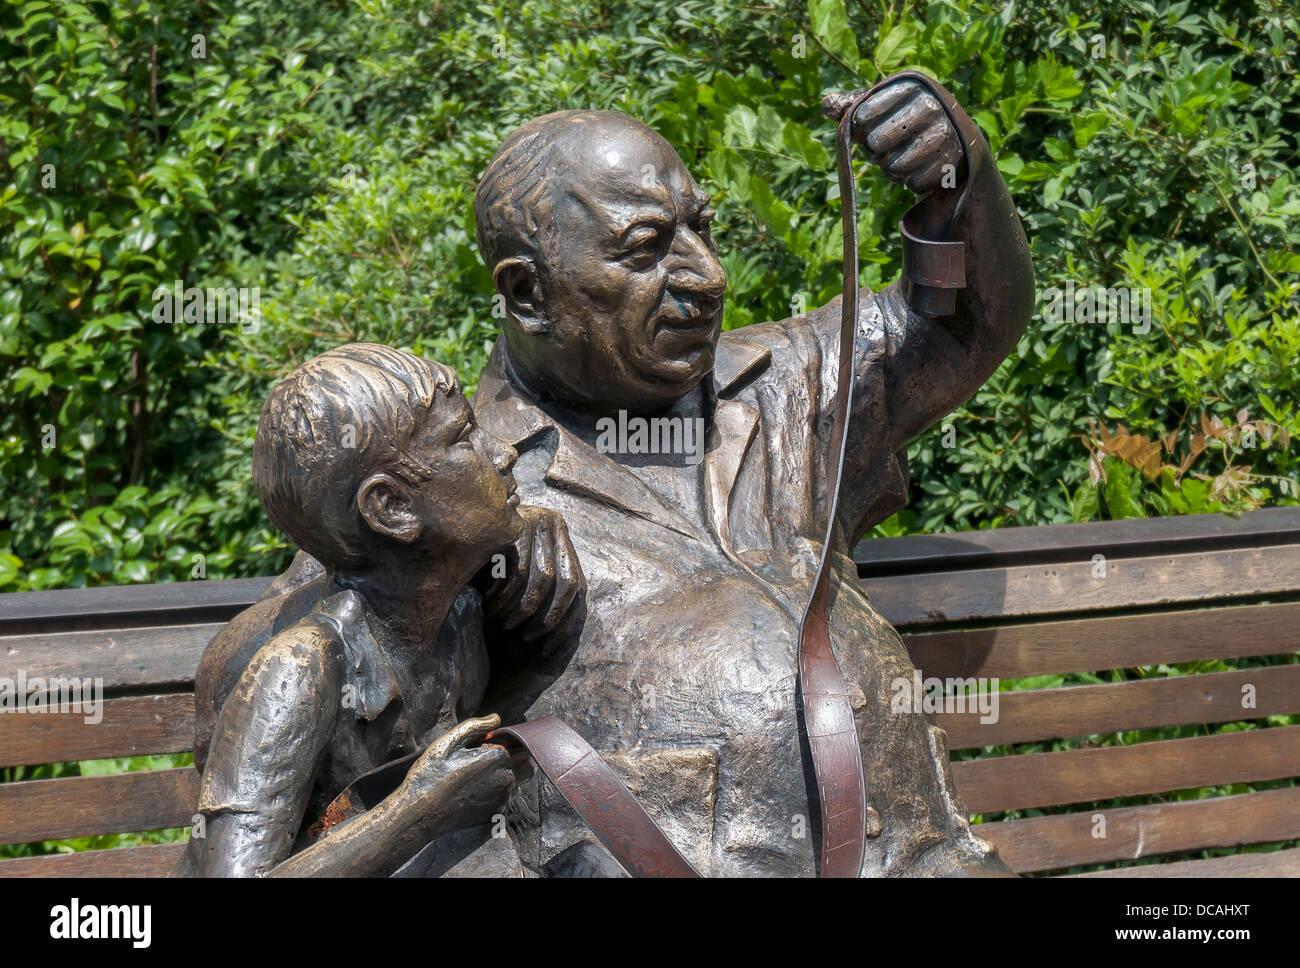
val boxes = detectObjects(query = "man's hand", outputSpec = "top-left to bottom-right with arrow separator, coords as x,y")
849,78 -> 964,195
483,505 -> 584,644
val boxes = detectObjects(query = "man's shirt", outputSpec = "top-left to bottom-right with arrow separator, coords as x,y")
473,295 -> 1005,876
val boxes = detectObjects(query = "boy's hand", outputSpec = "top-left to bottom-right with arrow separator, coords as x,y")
398,714 -> 516,831
483,506 -> 585,643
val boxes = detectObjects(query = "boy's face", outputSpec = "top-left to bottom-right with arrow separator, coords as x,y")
404,390 -> 523,558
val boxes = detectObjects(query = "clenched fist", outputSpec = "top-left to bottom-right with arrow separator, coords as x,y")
846,78 -> 966,195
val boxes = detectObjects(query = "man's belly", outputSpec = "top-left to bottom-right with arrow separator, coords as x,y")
517,562 -> 897,877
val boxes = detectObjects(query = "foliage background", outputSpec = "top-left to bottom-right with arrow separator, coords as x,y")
0,0 -> 1296,871
2,0 -> 1297,589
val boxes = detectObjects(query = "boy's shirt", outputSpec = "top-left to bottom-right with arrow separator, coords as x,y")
190,588 -> 490,873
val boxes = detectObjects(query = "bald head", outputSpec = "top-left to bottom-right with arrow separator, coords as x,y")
474,109 -> 727,415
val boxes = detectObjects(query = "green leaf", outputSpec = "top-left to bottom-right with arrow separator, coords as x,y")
809,0 -> 861,66
121,560 -> 150,583
1072,111 -> 1109,148
725,105 -> 759,148
1069,484 -> 1099,523
782,120 -> 831,169
1102,461 -> 1146,519
874,19 -> 917,74
1037,58 -> 1083,102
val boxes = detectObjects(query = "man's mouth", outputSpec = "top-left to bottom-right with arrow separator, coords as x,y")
656,294 -> 722,331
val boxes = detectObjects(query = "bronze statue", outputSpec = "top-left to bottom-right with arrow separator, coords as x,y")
188,70 -> 1033,877
467,71 -> 1031,876
177,344 -> 579,876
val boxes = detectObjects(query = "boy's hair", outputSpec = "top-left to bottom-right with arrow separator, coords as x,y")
252,343 -> 460,571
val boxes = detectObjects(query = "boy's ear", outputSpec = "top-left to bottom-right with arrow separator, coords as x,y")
493,256 -> 549,336
356,472 -> 421,545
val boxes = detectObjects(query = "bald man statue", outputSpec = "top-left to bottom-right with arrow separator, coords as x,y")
469,72 -> 1034,876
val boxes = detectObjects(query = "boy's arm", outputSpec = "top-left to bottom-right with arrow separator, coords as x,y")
269,715 -> 513,878
183,618 -> 344,878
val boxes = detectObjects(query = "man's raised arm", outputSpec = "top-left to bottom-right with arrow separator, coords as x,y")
825,74 -> 1034,535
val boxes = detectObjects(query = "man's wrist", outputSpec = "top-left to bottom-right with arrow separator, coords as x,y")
900,213 -> 966,317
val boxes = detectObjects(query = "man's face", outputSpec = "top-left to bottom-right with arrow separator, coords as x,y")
510,119 -> 727,415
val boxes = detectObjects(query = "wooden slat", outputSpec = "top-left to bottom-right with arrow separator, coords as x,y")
952,726 -> 1300,815
0,767 -> 199,845
0,694 -> 195,768
904,601 -> 1300,680
0,842 -> 186,878
976,787 -> 1300,873
864,544 -> 1300,628
937,665 -> 1300,749
856,507 -> 1300,577
0,577 -> 271,636
0,624 -> 223,691
1070,846 -> 1300,877
0,510 -> 1293,627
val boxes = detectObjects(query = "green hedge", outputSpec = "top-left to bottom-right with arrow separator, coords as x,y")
2,0 -> 1297,586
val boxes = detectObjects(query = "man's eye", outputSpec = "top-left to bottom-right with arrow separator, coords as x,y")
622,232 -> 663,265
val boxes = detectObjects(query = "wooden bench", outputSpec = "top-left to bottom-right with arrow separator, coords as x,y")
2,507 -> 1297,877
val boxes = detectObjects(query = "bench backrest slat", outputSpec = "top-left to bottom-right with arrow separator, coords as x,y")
978,786 -> 1300,873
0,694 -> 195,768
853,505 -> 1300,576
862,544 -> 1300,628
902,601 -> 1300,680
0,624 -> 227,693
1068,847 -> 1300,878
952,725 -> 1300,815
0,578 -> 272,635
0,767 -> 199,845
0,842 -> 185,879
935,664 -> 1300,749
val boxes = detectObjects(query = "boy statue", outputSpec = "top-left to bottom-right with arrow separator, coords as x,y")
177,343 -> 575,877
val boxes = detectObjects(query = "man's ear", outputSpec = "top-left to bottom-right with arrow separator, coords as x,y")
493,256 -> 549,336
356,472 -> 421,545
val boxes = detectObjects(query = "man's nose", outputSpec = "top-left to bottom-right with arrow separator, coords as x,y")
665,229 -> 726,300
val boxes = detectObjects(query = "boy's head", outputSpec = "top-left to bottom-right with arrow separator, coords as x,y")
253,343 -> 522,574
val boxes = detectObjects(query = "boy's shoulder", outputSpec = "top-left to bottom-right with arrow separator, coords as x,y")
238,600 -> 352,699
241,588 -> 373,701
192,578 -> 357,769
